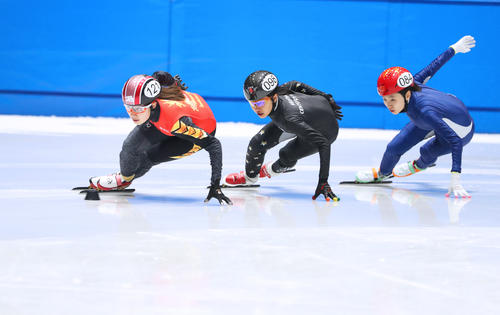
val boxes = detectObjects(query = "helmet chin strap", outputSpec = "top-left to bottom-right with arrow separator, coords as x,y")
271,94 -> 279,111
399,90 -> 410,113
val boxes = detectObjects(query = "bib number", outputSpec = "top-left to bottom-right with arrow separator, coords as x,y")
144,80 -> 161,98
262,73 -> 278,91
397,72 -> 413,88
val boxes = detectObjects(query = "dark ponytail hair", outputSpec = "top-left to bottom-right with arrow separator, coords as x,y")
158,85 -> 185,101
400,83 -> 422,96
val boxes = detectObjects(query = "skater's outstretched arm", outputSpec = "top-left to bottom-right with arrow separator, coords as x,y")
281,80 -> 342,120
281,80 -> 328,96
171,116 -> 232,205
414,36 -> 475,84
285,118 -> 338,201
286,119 -> 331,180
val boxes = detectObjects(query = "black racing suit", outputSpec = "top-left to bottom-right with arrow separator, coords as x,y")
120,105 -> 222,186
245,81 -> 341,183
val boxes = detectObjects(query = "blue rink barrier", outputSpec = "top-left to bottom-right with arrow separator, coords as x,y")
0,0 -> 499,132
0,91 -> 498,133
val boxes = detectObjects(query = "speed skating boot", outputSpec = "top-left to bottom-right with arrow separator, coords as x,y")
89,172 -> 131,191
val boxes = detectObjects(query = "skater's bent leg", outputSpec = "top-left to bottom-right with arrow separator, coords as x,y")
245,123 -> 286,179
119,125 -> 165,180
277,138 -> 318,170
380,123 -> 430,175
141,136 -> 199,178
416,137 -> 451,169
120,150 -> 153,180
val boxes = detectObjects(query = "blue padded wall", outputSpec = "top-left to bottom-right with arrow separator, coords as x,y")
1,0 -> 499,132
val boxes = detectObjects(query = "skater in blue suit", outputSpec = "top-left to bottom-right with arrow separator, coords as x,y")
356,35 -> 476,198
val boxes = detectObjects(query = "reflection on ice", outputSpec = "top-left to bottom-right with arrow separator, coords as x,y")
352,185 -> 472,225
1,118 -> 499,315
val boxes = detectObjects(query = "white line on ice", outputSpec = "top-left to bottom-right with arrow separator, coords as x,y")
1,115 -> 499,142
302,251 -> 456,297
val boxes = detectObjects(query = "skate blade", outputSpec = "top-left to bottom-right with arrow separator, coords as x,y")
339,181 -> 392,185
208,184 -> 260,189
73,187 -> 135,193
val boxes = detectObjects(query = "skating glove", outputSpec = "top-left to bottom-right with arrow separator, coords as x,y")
446,172 -> 471,198
324,94 -> 343,120
205,184 -> 233,205
450,35 -> 476,54
312,179 -> 339,202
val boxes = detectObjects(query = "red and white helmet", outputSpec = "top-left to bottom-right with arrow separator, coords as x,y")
377,66 -> 414,96
122,74 -> 161,106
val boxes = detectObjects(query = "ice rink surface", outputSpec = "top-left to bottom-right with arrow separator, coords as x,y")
1,115 -> 499,315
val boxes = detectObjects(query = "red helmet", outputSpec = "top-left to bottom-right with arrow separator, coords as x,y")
122,74 -> 161,106
377,66 -> 414,96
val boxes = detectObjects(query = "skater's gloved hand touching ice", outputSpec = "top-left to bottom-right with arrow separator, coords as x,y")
312,179 -> 339,202
446,172 -> 471,198
205,184 -> 233,205
450,35 -> 476,54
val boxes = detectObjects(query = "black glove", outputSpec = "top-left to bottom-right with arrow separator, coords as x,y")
312,180 -> 339,202
205,185 -> 233,205
324,94 -> 343,120
174,74 -> 188,90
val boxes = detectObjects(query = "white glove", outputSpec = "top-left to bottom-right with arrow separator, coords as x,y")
446,172 -> 471,198
450,35 -> 476,54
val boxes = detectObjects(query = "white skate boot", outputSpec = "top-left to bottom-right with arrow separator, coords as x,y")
89,172 -> 132,191
392,160 -> 424,177
355,168 -> 389,183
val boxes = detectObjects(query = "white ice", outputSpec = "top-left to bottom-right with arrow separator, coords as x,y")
0,115 -> 499,315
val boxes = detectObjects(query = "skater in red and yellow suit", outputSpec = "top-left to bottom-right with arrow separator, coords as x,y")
89,71 -> 232,205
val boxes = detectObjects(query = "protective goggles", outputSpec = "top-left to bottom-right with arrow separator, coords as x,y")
249,99 -> 266,108
124,103 -> 152,113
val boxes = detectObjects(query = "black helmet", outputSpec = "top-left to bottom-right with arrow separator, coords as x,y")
243,70 -> 279,101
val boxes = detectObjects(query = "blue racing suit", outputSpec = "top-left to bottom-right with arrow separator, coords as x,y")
379,47 -> 474,175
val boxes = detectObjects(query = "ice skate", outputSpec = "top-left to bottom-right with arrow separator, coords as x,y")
392,161 -> 424,177
224,162 -> 294,188
352,168 -> 391,184
89,172 -> 132,191
223,171 -> 259,188
258,162 -> 278,178
259,162 -> 295,178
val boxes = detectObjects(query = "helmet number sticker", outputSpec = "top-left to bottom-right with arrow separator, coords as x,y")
397,72 -> 413,88
144,80 -> 161,98
262,74 -> 278,91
